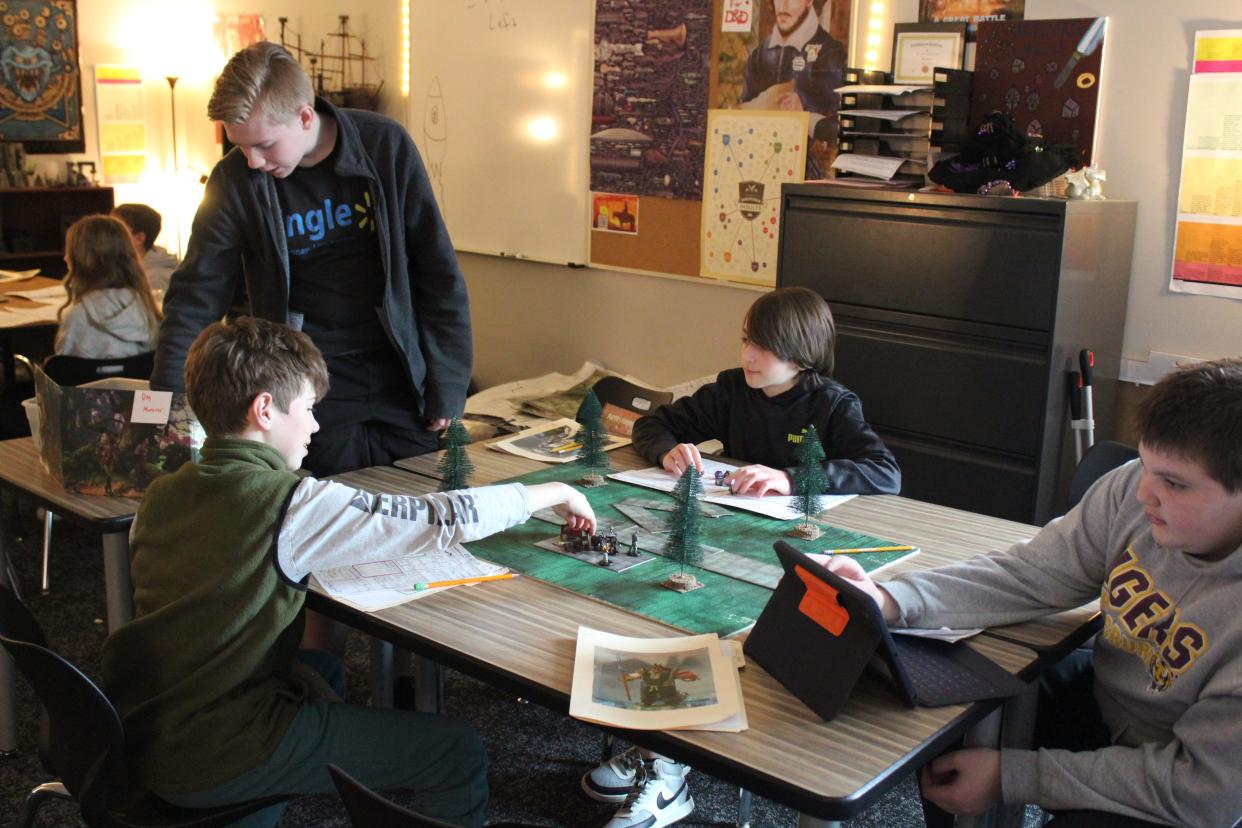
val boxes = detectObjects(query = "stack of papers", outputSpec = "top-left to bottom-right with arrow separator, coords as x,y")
489,417 -> 630,463
311,543 -> 508,612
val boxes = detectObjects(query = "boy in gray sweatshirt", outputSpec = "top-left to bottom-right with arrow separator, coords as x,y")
831,357 -> 1242,828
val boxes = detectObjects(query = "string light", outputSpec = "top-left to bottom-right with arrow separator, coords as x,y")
864,0 -> 886,70
401,0 -> 410,97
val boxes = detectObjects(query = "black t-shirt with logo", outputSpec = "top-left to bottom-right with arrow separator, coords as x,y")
275,142 -> 387,355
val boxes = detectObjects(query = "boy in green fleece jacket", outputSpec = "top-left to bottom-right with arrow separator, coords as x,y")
100,317 -> 595,827
830,358 -> 1242,828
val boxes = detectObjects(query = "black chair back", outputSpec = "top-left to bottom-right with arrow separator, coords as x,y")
328,763 -> 457,827
41,352 -> 155,388
576,376 -> 674,432
1067,441 -> 1139,512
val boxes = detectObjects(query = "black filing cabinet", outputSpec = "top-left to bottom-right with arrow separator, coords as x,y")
777,185 -> 1136,524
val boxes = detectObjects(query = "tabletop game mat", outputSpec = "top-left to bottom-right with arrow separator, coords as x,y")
465,464 -> 914,636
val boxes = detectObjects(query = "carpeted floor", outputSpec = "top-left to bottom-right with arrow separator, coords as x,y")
0,497 -> 1041,827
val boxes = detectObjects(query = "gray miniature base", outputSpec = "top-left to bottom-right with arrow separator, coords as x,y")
787,522 -> 823,540
661,572 -> 705,593
534,537 -> 655,573
579,473 -> 608,488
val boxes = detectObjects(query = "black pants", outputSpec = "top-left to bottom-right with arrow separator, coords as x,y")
922,651 -> 1170,828
304,349 -> 440,477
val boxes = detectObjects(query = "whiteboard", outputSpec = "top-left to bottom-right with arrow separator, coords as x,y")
410,0 -> 592,266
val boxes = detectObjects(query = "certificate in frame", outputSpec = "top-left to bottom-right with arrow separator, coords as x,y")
892,22 -> 967,85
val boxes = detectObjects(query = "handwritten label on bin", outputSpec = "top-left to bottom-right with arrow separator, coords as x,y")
722,0 -> 753,32
131,390 -> 173,425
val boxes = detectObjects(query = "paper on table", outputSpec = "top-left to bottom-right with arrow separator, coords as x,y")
835,83 -> 931,94
488,417 -> 631,463
0,303 -> 63,324
309,575 -> 451,612
891,626 -> 983,643
842,109 -> 923,121
0,268 -> 40,282
313,543 -> 506,595
831,153 -> 908,180
609,459 -> 855,521
7,285 -> 68,301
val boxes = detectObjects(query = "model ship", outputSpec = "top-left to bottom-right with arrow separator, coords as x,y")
278,15 -> 384,111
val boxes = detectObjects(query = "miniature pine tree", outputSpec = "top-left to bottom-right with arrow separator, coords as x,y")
575,390 -> 611,471
664,465 -> 705,570
792,424 -> 829,529
436,418 -> 475,492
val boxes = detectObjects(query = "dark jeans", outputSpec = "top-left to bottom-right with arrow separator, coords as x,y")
304,349 -> 441,476
162,650 -> 488,828
922,651 -> 1170,828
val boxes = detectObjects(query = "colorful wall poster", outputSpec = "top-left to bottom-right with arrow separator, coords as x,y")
590,0 -> 711,199
700,109 -> 807,285
918,0 -> 1024,39
94,66 -> 146,185
970,18 -> 1105,166
1171,52 -> 1242,299
592,193 -> 640,235
1192,29 -> 1242,74
0,0 -> 84,152
714,0 -> 849,179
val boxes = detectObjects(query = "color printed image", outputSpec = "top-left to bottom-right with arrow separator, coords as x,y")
0,0 -> 84,151
700,109 -> 807,284
592,645 -> 718,710
592,192 -> 640,234
591,0 -> 712,198
715,0 -> 850,179
918,0 -> 1025,38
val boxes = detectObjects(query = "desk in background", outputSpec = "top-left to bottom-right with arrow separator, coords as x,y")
317,445 -> 1095,825
0,437 -> 138,755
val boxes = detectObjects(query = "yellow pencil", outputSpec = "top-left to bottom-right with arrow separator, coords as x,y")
549,442 -> 582,454
821,545 -> 915,555
414,573 -> 516,591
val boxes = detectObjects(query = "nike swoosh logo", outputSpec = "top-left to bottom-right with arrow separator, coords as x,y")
656,780 -> 687,810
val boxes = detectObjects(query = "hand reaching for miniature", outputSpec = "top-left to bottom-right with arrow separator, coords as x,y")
660,443 -> 704,476
920,748 -> 1002,815
526,482 -> 596,534
723,464 -> 791,497
426,417 -> 451,431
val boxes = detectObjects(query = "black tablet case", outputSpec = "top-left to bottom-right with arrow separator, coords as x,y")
744,541 -> 1027,721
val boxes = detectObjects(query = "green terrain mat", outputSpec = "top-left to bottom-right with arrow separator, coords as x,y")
465,464 -> 913,636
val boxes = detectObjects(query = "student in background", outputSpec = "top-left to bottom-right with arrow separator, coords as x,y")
54,214 -> 161,358
101,317 -> 595,828
112,203 -> 179,291
586,287 -> 899,828
631,286 -> 899,497
831,357 -> 1242,828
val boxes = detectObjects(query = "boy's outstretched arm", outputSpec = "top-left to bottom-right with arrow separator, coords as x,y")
813,555 -> 901,624
524,482 -> 596,533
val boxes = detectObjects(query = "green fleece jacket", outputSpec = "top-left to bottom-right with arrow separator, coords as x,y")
100,439 -> 307,793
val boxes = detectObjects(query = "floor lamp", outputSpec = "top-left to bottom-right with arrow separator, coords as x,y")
166,75 -> 182,255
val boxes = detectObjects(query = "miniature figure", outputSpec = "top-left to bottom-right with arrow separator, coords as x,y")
714,469 -> 725,487
1085,165 -> 1106,200
628,532 -> 639,557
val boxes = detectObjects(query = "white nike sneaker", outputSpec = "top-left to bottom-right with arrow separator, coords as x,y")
601,758 -> 694,828
582,746 -> 645,803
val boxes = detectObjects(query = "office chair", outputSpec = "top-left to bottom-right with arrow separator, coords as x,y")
1066,441 -> 1139,513
0,584 -> 288,827
39,351 -> 155,388
327,763 -> 537,828
20,350 -> 155,593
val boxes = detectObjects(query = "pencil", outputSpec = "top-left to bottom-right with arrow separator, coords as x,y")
414,573 -> 516,591
820,545 -> 915,555
549,442 -> 582,454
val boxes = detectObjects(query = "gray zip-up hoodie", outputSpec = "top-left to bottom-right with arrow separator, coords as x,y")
55,287 -> 159,358
883,461 -> 1242,827
151,98 -> 471,420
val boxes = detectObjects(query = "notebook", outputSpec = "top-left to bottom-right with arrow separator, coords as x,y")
743,541 -> 1029,721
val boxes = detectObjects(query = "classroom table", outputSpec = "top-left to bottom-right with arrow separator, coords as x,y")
0,436 -> 139,755
312,444 -> 1099,826
0,276 -> 64,390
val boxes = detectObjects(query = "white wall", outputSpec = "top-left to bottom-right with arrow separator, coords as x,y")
70,0 -> 1242,389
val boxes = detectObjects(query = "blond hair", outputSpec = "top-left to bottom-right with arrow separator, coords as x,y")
59,215 -> 162,325
185,318 -> 330,438
208,41 -> 313,125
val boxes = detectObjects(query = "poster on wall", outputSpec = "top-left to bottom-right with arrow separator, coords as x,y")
970,18 -> 1106,166
0,0 -> 84,153
918,0 -> 1024,40
1170,30 -> 1242,300
700,109 -> 807,285
590,0 -> 711,199
714,0 -> 849,179
94,66 -> 146,185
